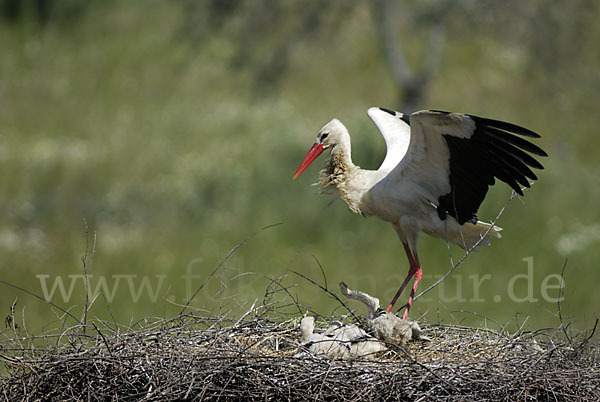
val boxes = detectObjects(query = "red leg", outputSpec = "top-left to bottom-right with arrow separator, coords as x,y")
402,252 -> 423,320
385,242 -> 417,313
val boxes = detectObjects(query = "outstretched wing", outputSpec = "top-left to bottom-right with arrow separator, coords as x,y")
367,107 -> 412,172
386,109 -> 548,225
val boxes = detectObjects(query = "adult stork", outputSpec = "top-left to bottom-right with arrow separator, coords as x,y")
293,107 -> 547,319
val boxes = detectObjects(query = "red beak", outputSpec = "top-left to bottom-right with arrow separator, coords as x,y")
293,142 -> 324,179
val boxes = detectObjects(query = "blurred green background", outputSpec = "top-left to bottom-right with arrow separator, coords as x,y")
1,0 -> 598,333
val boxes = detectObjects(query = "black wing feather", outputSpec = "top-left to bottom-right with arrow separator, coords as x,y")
475,116 -> 541,138
486,143 -> 539,181
484,126 -> 547,156
486,137 -> 545,170
436,113 -> 547,224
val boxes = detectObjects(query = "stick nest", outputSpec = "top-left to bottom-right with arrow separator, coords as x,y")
1,306 -> 598,401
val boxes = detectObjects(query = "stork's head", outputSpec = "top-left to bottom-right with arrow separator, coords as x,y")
293,118 -> 349,179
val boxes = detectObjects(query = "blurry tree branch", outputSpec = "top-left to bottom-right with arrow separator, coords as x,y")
181,0 -> 453,111
179,0 -> 597,110
371,0 -> 450,112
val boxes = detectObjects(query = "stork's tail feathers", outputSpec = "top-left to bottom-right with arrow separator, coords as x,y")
456,221 -> 502,251
423,219 -> 502,251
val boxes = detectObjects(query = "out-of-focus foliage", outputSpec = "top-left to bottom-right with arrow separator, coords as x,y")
181,0 -> 356,93
0,1 -> 598,333
181,0 -> 598,111
1,0 -> 92,25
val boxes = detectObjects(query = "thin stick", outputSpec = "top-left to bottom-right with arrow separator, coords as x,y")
92,323 -> 112,354
398,190 -> 517,313
290,267 -> 360,323
0,280 -> 81,324
577,318 -> 599,353
81,219 -> 97,335
179,223 -> 282,315
556,258 -> 573,347
262,272 -> 304,317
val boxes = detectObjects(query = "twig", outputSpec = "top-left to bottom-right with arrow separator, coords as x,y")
448,310 -> 506,334
313,255 -> 328,291
290,268 -> 360,323
92,323 -> 112,354
399,190 -> 517,313
0,280 -> 81,325
179,223 -> 282,315
6,297 -> 18,332
556,258 -> 573,347
232,299 -> 258,328
81,219 -> 97,336
262,272 -> 304,317
576,319 -> 599,353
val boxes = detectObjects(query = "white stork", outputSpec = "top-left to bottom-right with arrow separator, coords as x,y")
293,107 -> 547,319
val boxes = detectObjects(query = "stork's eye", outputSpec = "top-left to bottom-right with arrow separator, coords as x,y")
320,132 -> 329,141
